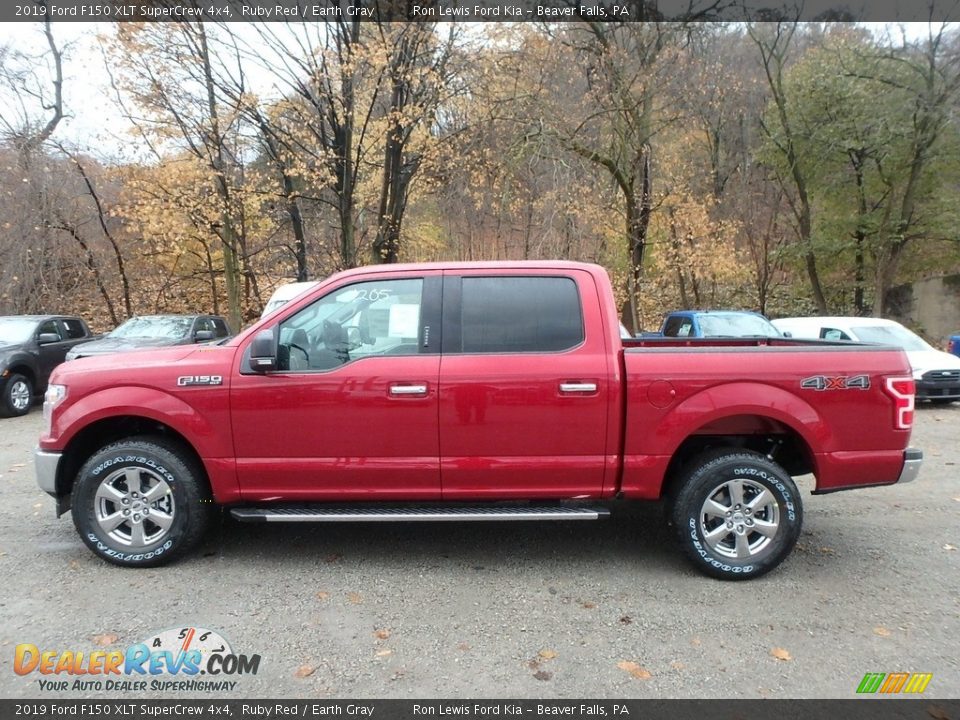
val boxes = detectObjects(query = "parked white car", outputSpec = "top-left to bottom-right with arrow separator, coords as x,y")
261,281 -> 321,318
772,316 -> 960,404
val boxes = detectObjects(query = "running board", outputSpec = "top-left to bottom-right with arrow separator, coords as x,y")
230,505 -> 609,523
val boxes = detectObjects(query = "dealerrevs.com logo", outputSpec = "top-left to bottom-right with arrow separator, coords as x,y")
14,627 -> 260,693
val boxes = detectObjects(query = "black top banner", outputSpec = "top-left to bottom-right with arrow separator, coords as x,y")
6,0 -> 957,23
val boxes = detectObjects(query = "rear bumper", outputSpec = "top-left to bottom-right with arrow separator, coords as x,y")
897,447 -> 923,484
813,446 -> 922,494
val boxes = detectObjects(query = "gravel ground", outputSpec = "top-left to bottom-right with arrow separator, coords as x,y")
0,405 -> 957,699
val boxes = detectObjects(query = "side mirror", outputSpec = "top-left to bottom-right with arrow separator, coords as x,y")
249,329 -> 277,371
37,333 -> 60,345
194,330 -> 215,342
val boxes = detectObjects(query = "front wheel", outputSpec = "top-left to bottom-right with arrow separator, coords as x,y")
71,437 -> 212,567
1,373 -> 33,417
671,449 -> 802,580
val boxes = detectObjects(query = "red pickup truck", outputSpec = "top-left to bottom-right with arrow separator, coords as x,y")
35,262 -> 921,580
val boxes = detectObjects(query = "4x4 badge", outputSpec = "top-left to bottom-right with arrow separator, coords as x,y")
801,375 -> 870,391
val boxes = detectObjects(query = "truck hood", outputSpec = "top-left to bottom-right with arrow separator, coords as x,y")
55,345 -> 205,381
905,348 -> 960,376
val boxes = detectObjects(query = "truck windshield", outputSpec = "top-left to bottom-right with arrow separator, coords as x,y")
698,314 -> 781,338
109,316 -> 193,340
0,318 -> 38,344
851,325 -> 931,351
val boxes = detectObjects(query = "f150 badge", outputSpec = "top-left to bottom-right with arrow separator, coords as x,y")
801,374 -> 870,391
177,375 -> 223,386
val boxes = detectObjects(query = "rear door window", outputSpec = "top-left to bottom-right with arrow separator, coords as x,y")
455,276 -> 583,354
61,318 -> 87,339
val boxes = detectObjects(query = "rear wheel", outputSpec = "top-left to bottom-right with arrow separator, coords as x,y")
71,437 -> 212,567
1,373 -> 32,417
671,449 -> 802,580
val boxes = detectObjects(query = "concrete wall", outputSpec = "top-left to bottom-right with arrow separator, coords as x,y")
888,275 -> 960,346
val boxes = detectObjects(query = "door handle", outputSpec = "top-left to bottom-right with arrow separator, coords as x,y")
559,382 -> 598,394
389,383 -> 428,397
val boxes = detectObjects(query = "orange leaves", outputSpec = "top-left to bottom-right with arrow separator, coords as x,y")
617,661 -> 653,680
770,647 -> 792,661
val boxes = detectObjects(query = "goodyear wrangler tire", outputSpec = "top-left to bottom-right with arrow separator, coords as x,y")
671,449 -> 802,581
72,437 -> 212,567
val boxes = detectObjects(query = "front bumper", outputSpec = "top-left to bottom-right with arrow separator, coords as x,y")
34,447 -> 62,495
917,372 -> 960,400
898,448 -> 923,484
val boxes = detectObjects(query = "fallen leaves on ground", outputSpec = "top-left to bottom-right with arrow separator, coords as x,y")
670,661 -> 685,670
580,601 -> 597,609
374,629 -> 391,640
617,661 -> 652,680
375,650 -> 392,658
619,616 -> 632,624
533,670 -> 552,681
943,544 -> 957,551
926,705 -> 950,720
770,647 -> 792,661
538,649 -> 557,660
294,665 -> 316,679
347,592 -> 363,604
316,591 -> 330,600
93,633 -> 119,646
873,626 -> 892,637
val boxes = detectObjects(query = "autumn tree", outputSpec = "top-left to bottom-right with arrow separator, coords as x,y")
110,20 -> 252,330
749,21 -> 829,313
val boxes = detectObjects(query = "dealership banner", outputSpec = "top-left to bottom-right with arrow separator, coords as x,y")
4,700 -> 960,720
4,0 -> 951,23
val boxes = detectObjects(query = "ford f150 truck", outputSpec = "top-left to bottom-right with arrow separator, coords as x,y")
34,262 -> 922,580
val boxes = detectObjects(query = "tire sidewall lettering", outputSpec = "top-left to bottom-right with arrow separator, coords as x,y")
85,533 -> 174,563
90,455 -> 177,486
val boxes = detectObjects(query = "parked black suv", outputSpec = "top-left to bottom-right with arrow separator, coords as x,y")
0,315 -> 96,417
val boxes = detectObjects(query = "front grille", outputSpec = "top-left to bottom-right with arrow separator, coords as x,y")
922,369 -> 960,382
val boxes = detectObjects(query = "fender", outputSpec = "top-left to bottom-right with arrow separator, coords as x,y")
54,385 -> 232,455
50,384 -> 238,502
1,350 -> 39,383
622,381 -> 829,498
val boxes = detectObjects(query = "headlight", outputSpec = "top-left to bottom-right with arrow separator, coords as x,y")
42,384 -> 67,434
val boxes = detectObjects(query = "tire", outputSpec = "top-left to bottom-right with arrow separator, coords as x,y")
671,449 -> 802,581
1,373 -> 33,417
71,437 -> 213,567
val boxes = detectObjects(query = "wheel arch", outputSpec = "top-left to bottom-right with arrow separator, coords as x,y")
3,362 -> 37,388
55,416 -> 208,502
661,413 -> 818,500
635,382 -> 829,499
